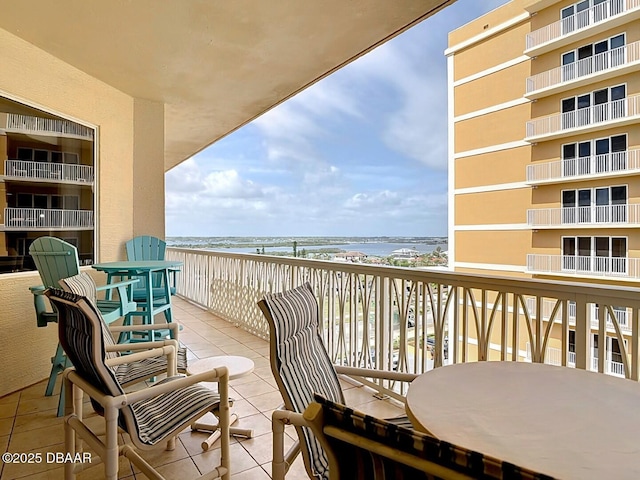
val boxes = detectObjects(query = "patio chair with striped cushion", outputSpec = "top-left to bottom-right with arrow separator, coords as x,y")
46,289 -> 231,480
305,394 -> 557,480
258,282 -> 418,480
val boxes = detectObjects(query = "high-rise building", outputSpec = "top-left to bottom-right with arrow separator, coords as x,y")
0,104 -> 95,272
447,0 -> 640,370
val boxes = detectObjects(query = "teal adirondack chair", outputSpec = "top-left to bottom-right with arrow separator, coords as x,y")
29,236 -> 138,411
125,235 -> 177,305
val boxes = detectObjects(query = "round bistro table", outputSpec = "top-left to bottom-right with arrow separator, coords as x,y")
406,361 -> 640,480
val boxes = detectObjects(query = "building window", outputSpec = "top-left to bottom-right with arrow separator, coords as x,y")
562,134 -> 627,176
561,0 -> 624,35
1,97 -> 96,273
561,34 -> 625,81
561,185 -> 627,223
561,84 -> 626,128
562,236 -> 627,273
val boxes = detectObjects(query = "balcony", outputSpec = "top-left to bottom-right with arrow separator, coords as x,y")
525,40 -> 640,99
527,203 -> 640,228
526,253 -> 640,279
525,0 -> 640,56
526,148 -> 640,184
3,159 -> 94,184
1,113 -> 94,141
6,248 -> 640,478
1,207 -> 94,231
525,92 -> 640,142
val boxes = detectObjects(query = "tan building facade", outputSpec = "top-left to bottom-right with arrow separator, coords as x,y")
448,0 -> 640,368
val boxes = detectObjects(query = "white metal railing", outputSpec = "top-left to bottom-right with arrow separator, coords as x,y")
526,93 -> 640,139
526,41 -> 640,94
527,203 -> 640,227
527,298 -> 631,333
4,160 -> 94,183
526,148 -> 640,183
4,113 -> 94,140
2,208 -> 94,229
167,247 -> 640,400
527,254 -> 640,278
526,0 -> 639,51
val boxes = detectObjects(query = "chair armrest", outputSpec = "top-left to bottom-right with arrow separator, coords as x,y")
96,279 -> 139,314
95,278 -> 139,290
64,365 -> 230,410
108,322 -> 180,337
120,366 -> 229,405
105,338 -> 179,353
29,285 -> 58,327
105,344 -> 177,368
334,365 -> 418,383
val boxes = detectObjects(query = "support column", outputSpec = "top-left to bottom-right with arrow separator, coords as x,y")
132,99 -> 165,239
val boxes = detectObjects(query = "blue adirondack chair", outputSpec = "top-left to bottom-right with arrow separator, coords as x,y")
29,236 -> 138,411
125,235 -> 177,298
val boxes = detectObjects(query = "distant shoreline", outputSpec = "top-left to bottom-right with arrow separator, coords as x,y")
167,236 -> 448,250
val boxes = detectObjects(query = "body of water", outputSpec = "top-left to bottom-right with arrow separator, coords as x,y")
202,241 -> 447,257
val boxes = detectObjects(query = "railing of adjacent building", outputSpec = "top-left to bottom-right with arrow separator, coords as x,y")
167,247 -> 640,400
525,344 -> 625,376
525,0 -> 639,51
529,298 -> 631,333
527,204 -> 640,227
4,113 -> 94,140
526,40 -> 640,94
526,148 -> 640,183
4,160 -> 94,183
2,208 -> 94,229
527,254 -> 640,279
526,93 -> 640,139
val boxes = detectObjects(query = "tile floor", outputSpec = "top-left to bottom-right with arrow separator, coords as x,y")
0,296 -> 404,480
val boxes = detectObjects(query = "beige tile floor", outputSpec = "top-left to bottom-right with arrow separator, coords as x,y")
0,297 -> 404,480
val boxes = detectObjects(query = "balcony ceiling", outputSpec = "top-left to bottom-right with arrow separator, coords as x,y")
0,0 -> 455,171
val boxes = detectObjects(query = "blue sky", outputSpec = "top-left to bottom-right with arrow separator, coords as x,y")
166,0 -> 509,237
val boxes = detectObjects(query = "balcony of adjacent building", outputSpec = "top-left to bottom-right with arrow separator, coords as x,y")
0,207 -> 94,231
524,0 -> 640,57
2,159 -> 94,185
526,146 -> 640,184
525,89 -> 640,142
527,203 -> 640,228
525,38 -> 640,99
0,113 -> 94,141
526,252 -> 638,279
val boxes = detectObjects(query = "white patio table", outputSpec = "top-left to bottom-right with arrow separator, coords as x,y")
406,361 -> 640,479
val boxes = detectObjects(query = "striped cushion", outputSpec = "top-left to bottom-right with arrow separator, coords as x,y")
263,283 -> 343,480
130,375 -> 222,446
313,394 -> 557,480
59,272 -> 97,306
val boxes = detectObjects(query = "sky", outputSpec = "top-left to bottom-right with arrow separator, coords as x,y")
165,0 -> 510,238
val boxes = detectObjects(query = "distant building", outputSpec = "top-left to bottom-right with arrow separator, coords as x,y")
334,251 -> 367,262
391,248 -> 420,259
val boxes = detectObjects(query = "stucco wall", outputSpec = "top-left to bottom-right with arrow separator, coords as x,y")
0,26 -> 139,397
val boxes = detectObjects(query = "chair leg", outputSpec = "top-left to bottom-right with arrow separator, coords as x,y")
56,357 -> 73,417
104,406 -> 120,480
46,343 -> 67,396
